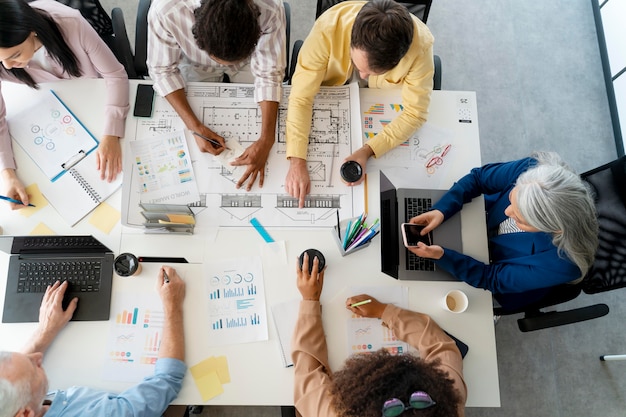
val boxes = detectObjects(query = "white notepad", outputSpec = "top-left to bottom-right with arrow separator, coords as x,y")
39,151 -> 122,226
8,90 -> 99,181
271,299 -> 300,367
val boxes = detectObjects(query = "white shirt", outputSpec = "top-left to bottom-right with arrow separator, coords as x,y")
147,0 -> 286,103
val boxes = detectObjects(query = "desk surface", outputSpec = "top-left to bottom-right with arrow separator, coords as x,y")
0,79 -> 499,407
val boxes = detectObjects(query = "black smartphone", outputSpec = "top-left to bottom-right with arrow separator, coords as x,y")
401,223 -> 432,247
133,84 -> 154,117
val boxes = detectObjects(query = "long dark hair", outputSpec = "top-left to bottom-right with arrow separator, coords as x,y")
0,0 -> 81,88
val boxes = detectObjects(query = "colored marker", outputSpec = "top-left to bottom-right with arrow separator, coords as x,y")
350,299 -> 372,308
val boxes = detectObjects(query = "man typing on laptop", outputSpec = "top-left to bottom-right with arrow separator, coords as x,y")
0,266 -> 186,417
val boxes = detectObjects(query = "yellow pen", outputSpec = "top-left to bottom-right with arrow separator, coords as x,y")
350,299 -> 372,308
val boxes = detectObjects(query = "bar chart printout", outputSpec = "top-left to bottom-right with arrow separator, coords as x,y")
103,293 -> 164,382
206,256 -> 268,346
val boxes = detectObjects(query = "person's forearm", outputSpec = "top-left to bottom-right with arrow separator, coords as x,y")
21,326 -> 57,355
259,100 -> 278,144
159,306 -> 185,361
164,89 -> 203,132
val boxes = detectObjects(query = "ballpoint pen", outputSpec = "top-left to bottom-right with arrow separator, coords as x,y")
0,195 -> 35,207
163,269 -> 170,283
191,130 -> 229,149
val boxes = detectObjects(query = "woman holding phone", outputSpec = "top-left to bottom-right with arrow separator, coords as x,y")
0,0 -> 129,209
408,152 -> 599,311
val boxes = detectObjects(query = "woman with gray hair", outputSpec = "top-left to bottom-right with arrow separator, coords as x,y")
409,152 -> 599,311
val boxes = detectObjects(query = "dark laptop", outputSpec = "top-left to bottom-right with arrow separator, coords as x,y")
380,171 -> 463,281
1,235 -> 114,323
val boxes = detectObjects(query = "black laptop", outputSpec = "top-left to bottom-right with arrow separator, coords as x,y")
1,235 -> 114,323
380,171 -> 463,281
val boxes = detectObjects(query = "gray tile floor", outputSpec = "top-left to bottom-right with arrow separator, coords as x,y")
101,1 -> 625,415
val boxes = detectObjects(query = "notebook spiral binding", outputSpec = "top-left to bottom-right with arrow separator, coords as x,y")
69,168 -> 102,203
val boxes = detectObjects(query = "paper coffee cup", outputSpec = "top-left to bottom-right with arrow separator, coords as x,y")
443,290 -> 468,313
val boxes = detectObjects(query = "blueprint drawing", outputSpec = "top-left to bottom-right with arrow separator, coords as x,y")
122,82 -> 364,228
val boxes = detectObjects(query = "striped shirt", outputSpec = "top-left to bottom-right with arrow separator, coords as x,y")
498,217 -> 523,235
147,0 -> 286,103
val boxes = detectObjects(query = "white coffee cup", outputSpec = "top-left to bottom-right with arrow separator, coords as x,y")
443,289 -> 468,313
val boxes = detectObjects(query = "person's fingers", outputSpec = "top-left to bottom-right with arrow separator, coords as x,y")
65,297 -> 79,315
245,171 -> 258,191
236,169 -> 252,189
298,187 -> 306,209
258,169 -> 265,188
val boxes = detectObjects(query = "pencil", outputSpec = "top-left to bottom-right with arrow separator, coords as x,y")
350,299 -> 372,308
191,130 -> 227,149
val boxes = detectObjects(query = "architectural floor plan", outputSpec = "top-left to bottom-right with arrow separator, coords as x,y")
122,83 -> 364,228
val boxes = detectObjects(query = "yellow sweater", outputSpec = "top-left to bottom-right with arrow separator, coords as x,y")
286,1 -> 434,160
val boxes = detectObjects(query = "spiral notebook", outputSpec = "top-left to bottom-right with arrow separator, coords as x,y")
38,151 -> 122,226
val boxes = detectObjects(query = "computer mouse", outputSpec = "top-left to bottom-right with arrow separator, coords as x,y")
299,249 -> 326,273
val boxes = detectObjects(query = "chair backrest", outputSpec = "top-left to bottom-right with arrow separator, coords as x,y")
54,0 -> 113,37
110,7 -> 137,79
316,0 -> 432,23
581,156 -> 626,294
133,0 -> 151,77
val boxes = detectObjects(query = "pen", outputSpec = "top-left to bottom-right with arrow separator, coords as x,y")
163,269 -> 169,283
138,256 -> 188,263
350,299 -> 372,308
0,195 -> 35,207
191,131 -> 228,149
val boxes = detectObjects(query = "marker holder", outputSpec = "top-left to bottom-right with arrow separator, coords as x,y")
333,217 -> 371,257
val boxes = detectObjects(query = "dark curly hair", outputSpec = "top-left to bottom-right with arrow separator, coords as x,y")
329,350 -> 462,417
192,0 -> 261,63
0,0 -> 81,88
350,0 -> 414,73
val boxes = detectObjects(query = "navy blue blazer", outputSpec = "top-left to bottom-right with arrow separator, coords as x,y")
432,158 -> 580,309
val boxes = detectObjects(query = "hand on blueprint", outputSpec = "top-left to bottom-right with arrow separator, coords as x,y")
192,125 -> 226,156
409,209 -> 444,235
285,157 -> 310,208
231,137 -> 273,191
1,168 -> 30,209
343,145 -> 374,186
96,135 -> 122,182
345,294 -> 386,319
297,252 -> 325,301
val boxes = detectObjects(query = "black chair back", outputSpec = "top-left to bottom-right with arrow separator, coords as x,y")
582,156 -> 626,294
316,0 -> 432,23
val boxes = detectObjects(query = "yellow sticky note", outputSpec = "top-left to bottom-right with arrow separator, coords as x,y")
190,357 -> 217,380
30,222 -> 55,235
214,356 -> 231,384
19,183 -> 48,217
194,371 -> 224,401
88,202 -> 120,234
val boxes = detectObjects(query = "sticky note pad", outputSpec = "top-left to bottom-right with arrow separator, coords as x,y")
30,222 -> 55,235
19,183 -> 48,217
194,371 -> 224,401
89,202 -> 120,234
214,356 -> 231,384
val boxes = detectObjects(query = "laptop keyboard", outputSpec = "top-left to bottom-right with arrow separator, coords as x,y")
21,236 -> 105,250
404,197 -> 435,272
17,260 -> 102,293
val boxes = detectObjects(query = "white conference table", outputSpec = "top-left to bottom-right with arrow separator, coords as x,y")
0,79 -> 500,407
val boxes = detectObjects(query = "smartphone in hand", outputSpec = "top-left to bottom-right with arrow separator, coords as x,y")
401,223 -> 432,248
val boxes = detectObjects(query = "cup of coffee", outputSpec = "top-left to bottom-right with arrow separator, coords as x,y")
340,161 -> 363,183
443,289 -> 468,313
114,253 -> 142,277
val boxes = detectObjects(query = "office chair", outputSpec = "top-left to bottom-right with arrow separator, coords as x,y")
55,0 -> 114,38
494,156 -> 626,332
109,0 -> 151,79
287,0 -> 441,89
54,0 -> 143,78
